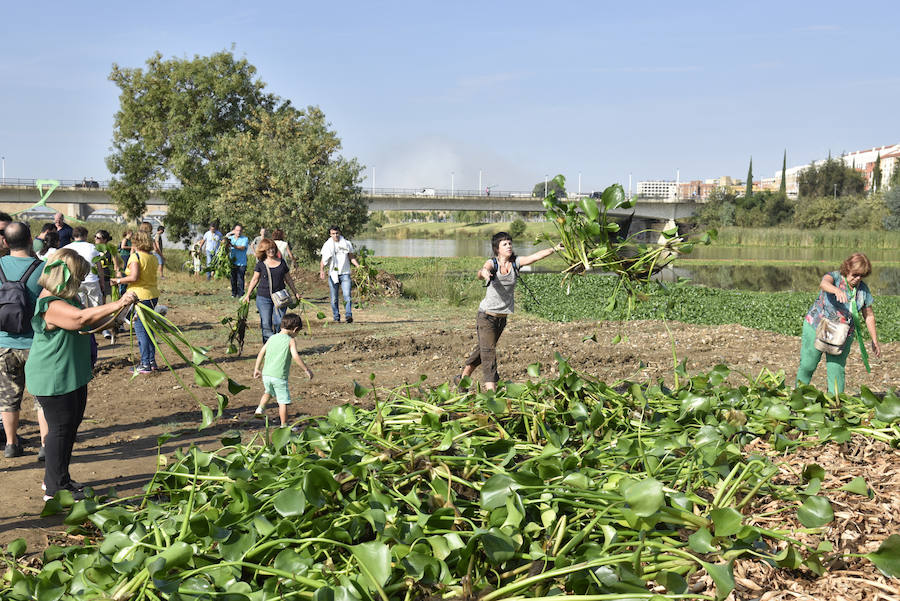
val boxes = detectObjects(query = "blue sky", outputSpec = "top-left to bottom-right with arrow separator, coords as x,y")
1,1 -> 898,193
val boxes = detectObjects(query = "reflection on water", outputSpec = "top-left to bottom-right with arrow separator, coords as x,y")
355,238 -> 900,295
670,265 -> 900,296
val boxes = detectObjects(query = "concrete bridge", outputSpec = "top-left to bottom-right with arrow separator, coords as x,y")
0,180 -> 701,222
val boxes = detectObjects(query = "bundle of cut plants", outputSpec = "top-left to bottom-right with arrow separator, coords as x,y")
542,175 -> 716,288
222,299 -> 249,355
130,302 -> 247,428
204,242 -> 232,279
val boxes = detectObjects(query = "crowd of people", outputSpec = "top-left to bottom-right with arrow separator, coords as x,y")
0,210 -> 886,508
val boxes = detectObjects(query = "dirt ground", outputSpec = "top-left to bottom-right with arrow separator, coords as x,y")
1,270 -> 898,599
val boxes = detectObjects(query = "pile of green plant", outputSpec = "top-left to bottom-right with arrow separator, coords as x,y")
352,247 -> 379,304
3,359 -> 899,600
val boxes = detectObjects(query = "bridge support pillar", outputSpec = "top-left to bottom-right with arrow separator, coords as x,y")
656,219 -> 679,245
65,203 -> 91,221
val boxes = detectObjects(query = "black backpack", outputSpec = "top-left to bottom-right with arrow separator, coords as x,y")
0,259 -> 42,334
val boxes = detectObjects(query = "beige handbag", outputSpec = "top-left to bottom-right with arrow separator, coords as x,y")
814,318 -> 850,355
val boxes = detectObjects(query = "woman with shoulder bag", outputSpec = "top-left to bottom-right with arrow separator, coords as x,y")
242,238 -> 300,343
796,252 -> 882,395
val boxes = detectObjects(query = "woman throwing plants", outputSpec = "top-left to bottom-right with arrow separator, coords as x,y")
242,239 -> 300,343
796,252 -> 881,395
457,232 -> 562,391
25,248 -> 137,501
111,231 -> 159,374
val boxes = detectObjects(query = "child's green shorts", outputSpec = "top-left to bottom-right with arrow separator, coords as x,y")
262,375 -> 291,404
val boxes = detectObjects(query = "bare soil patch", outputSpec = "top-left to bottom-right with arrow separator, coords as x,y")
1,269 -> 897,599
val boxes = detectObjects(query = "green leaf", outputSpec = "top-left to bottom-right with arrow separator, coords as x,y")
193,365 -> 226,388
481,528 -> 517,564
271,426 -> 293,450
273,488 -> 306,517
353,381 -> 370,398
866,534 -> 900,578
802,464 -> 825,482
698,559 -> 735,601
839,477 -> 871,497
600,183 -> 627,210
7,538 -> 26,558
199,404 -> 214,429
688,528 -> 716,553
579,196 -> 600,221
874,397 -> 900,423
622,478 -> 664,517
527,362 -> 541,378
351,541 -> 391,590
709,507 -> 743,538
191,347 -> 209,365
227,378 -> 249,395
481,474 -> 519,510
797,496 -> 834,528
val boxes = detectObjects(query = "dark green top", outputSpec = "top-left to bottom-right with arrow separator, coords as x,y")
25,295 -> 93,397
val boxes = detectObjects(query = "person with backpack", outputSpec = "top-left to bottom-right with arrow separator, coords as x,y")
456,232 -> 562,391
0,223 -> 44,458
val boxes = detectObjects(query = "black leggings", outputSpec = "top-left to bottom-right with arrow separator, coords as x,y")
37,386 -> 87,496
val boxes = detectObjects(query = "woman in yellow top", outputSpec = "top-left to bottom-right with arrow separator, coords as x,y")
111,231 -> 159,374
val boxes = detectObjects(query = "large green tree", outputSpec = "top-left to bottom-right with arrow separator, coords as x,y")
884,184 -> 900,231
797,155 -> 866,198
106,50 -> 365,248
212,107 -> 366,258
872,153 -> 882,193
532,178 -> 566,198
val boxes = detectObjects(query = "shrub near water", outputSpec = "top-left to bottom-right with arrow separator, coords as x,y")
3,361 -> 900,599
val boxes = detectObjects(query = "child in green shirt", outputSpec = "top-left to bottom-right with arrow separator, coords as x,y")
253,313 -> 313,427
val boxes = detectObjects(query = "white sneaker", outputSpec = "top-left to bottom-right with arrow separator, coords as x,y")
254,406 -> 265,418
102,329 -> 112,339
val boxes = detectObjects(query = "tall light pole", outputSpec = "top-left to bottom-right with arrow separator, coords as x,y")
544,174 -> 548,197
833,183 -> 837,200
578,172 -> 582,195
371,166 -> 375,194
478,169 -> 482,195
1,156 -> 5,180
451,171 -> 455,196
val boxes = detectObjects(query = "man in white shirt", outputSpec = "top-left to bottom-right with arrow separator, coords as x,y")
66,226 -> 105,307
199,223 -> 222,281
319,226 -> 359,323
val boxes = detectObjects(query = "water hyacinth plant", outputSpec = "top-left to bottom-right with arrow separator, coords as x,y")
130,302 -> 247,429
542,175 -> 716,311
205,243 -> 233,280
3,358 -> 898,600
222,300 -> 250,355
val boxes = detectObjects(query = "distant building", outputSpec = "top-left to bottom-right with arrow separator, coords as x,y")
776,143 -> 900,197
636,180 -> 678,201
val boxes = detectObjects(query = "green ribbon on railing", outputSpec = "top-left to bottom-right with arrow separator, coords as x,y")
844,276 -> 870,373
43,259 -> 71,294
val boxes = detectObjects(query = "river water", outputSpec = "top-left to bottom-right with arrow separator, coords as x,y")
354,238 -> 900,295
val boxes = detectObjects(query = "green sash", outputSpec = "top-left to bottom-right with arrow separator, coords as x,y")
843,277 -> 871,373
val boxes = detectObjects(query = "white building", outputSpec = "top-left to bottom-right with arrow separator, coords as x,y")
636,180 -> 678,201
776,143 -> 900,197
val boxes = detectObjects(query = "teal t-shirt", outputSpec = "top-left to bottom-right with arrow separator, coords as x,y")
25,295 -> 93,396
262,333 -> 292,379
0,256 -> 44,349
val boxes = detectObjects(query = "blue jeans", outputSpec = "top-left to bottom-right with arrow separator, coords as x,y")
133,298 -> 158,368
231,265 -> 246,297
256,295 -> 286,343
205,252 -> 215,280
328,274 -> 353,321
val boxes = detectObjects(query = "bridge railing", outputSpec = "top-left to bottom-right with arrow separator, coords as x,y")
0,178 -> 181,191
